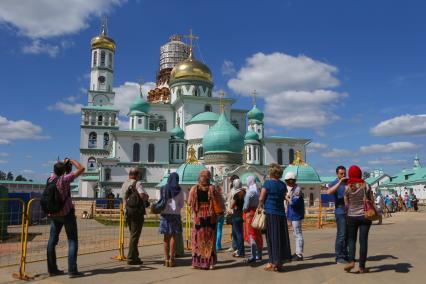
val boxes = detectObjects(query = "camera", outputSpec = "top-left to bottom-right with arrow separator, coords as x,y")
64,158 -> 72,174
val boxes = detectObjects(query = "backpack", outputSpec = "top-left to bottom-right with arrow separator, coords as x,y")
41,178 -> 65,214
125,182 -> 144,218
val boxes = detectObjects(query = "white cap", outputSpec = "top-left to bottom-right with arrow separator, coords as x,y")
284,171 -> 296,180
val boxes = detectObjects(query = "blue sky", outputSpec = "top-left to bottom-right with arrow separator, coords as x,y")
1,0 -> 426,180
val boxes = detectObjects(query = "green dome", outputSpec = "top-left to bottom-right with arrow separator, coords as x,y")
247,105 -> 264,121
129,95 -> 149,114
175,163 -> 207,185
239,172 -> 261,185
171,125 -> 185,139
244,130 -> 259,141
202,113 -> 244,154
282,164 -> 321,184
187,112 -> 220,124
156,171 -> 170,188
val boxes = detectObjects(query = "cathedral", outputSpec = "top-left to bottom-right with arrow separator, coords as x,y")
78,24 -> 311,198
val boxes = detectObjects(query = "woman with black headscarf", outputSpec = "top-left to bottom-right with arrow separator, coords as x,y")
159,172 -> 185,267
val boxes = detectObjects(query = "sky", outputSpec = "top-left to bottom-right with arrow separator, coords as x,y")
1,0 -> 426,181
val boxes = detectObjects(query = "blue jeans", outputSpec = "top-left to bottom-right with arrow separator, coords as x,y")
232,215 -> 244,256
216,215 -> 224,250
335,213 -> 348,261
291,220 -> 304,255
47,210 -> 78,273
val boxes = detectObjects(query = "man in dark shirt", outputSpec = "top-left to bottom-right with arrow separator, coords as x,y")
326,166 -> 348,264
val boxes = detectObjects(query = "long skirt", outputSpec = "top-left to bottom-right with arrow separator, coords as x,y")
243,209 -> 263,249
192,203 -> 217,269
265,213 -> 292,266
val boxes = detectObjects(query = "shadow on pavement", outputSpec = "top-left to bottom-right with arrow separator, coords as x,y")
84,265 -> 155,276
368,262 -> 413,273
304,253 -> 335,260
367,255 -> 398,261
280,261 -> 336,272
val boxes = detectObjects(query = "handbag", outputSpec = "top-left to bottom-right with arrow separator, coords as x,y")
363,187 -> 379,221
212,186 -> 225,215
150,187 -> 167,214
251,207 -> 266,230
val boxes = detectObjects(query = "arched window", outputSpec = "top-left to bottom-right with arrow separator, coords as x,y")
105,168 -> 111,181
198,146 -> 204,159
88,132 -> 97,148
98,115 -> 103,125
248,147 -> 252,161
170,145 -> 174,161
204,104 -> 212,112
181,144 -> 184,159
148,143 -> 155,162
108,52 -> 112,68
133,143 -> 140,162
149,123 -> 155,130
254,146 -> 257,161
193,88 -> 198,96
158,122 -> 165,131
103,133 -> 109,149
176,144 -> 180,160
309,193 -> 314,207
93,51 -> 97,66
88,157 -> 97,171
210,166 -> 214,176
289,148 -> 295,164
277,148 -> 283,165
231,119 -> 239,130
100,51 -> 106,66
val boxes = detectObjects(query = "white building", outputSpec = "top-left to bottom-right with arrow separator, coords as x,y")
78,25 -> 311,198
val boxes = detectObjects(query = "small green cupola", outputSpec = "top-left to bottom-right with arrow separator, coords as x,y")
244,129 -> 260,142
129,94 -> 150,115
128,94 -> 150,130
247,105 -> 264,122
171,125 -> 185,139
246,91 -> 264,139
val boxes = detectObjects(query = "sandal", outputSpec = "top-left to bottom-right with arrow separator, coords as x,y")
164,260 -> 170,267
264,263 -> 275,271
169,259 -> 176,267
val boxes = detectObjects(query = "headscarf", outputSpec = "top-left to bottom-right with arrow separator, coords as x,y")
198,169 -> 211,187
163,172 -> 181,199
232,179 -> 244,198
246,175 -> 258,194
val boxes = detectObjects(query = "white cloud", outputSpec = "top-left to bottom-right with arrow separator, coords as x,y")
22,40 -> 59,57
0,116 -> 49,144
359,142 -> 420,154
370,114 -> 426,136
228,52 -> 339,95
25,155 -> 32,159
322,148 -> 353,158
264,90 -> 347,128
118,119 -> 128,130
48,101 -> 83,114
113,81 -> 156,116
0,152 -> 9,157
0,160 -> 8,164
21,169 -> 35,174
227,52 -> 347,128
368,158 -> 407,166
42,160 -> 56,167
221,60 -> 236,76
307,142 -> 328,153
0,0 -> 125,39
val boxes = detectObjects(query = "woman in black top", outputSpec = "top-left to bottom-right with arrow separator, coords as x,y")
230,179 -> 246,257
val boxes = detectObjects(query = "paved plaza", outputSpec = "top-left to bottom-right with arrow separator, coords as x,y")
0,211 -> 425,284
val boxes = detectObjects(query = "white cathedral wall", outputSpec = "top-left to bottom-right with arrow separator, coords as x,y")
115,136 -> 169,163
263,142 -> 305,165
149,105 -> 174,131
185,123 -> 211,140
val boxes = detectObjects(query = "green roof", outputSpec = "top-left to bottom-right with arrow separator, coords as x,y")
0,180 -> 45,186
129,95 -> 149,114
247,105 -> 264,121
156,172 -> 170,188
245,130 -> 259,141
171,125 -> 185,139
187,112 -> 219,124
320,176 -> 336,184
203,113 -> 244,154
175,163 -> 207,185
82,105 -> 119,111
282,164 -> 322,184
81,175 -> 99,181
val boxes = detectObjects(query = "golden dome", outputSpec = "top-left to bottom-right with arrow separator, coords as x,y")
170,52 -> 212,83
91,35 -> 116,52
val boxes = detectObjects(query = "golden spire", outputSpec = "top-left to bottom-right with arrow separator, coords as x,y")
219,91 -> 226,113
184,29 -> 199,60
186,145 -> 198,164
292,150 -> 307,166
252,90 -> 257,106
101,15 -> 107,36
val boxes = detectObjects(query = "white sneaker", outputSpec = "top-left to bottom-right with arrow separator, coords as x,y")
226,247 -> 235,252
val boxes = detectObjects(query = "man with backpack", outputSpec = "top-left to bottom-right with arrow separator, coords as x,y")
121,167 -> 149,265
45,158 -> 85,278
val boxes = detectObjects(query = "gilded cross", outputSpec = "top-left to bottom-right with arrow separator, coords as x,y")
252,89 -> 257,106
219,91 -> 226,113
138,76 -> 144,97
184,29 -> 199,52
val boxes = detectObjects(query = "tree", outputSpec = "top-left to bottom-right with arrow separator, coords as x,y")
0,170 -> 6,180
6,172 -> 13,181
15,175 -> 27,181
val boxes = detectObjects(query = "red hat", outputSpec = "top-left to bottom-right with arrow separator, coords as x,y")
347,165 -> 364,184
